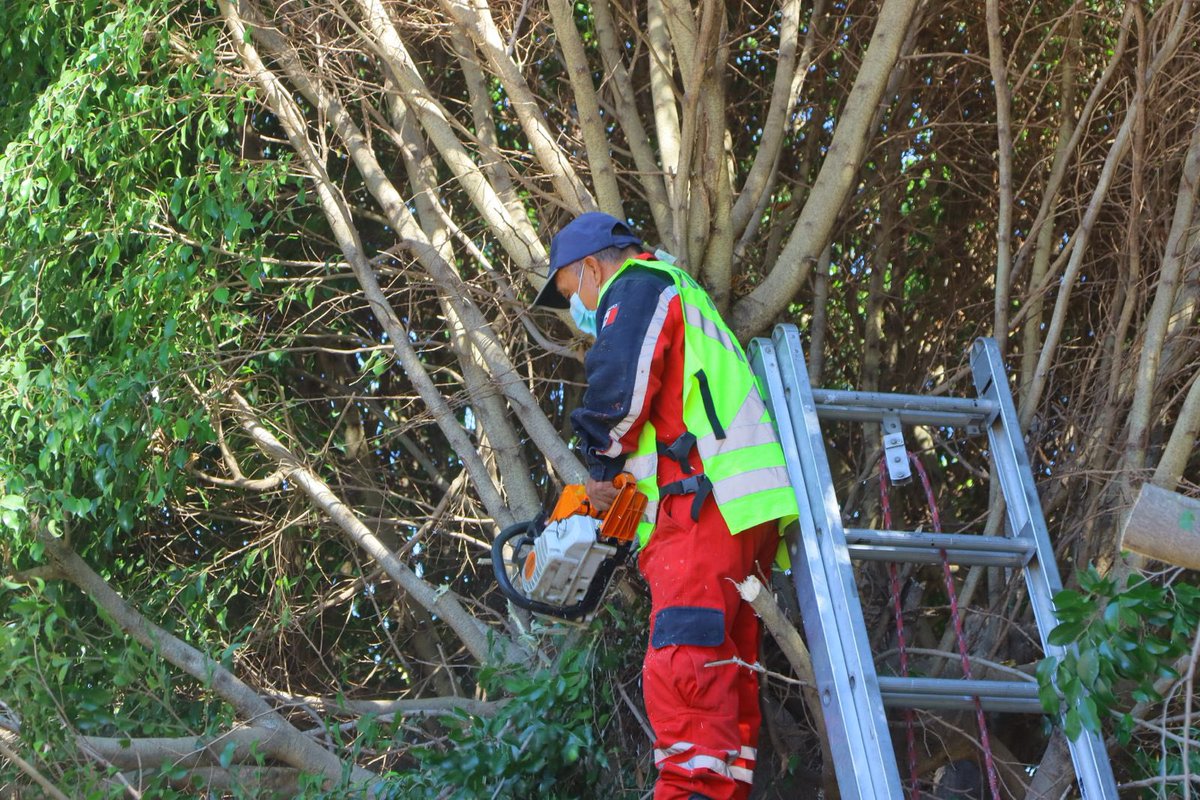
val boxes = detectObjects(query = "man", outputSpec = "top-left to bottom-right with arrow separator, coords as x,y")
533,212 -> 799,800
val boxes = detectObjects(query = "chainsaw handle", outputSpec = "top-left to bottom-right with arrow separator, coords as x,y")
492,521 -> 536,602
491,520 -> 576,618
491,519 -> 627,621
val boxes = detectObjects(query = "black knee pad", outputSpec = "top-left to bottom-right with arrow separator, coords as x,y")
651,605 -> 725,648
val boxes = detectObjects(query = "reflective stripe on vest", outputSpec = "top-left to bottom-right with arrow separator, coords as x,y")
712,465 -> 792,500
695,385 -> 780,458
631,421 -> 660,543
627,449 -> 659,522
696,385 -> 791,508
682,300 -> 744,362
625,451 -> 658,481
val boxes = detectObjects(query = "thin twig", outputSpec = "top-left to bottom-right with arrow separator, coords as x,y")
616,679 -> 655,744
1181,621 -> 1200,800
76,739 -> 145,799
704,656 -> 812,688
875,647 -> 1037,683
1120,774 -> 1200,791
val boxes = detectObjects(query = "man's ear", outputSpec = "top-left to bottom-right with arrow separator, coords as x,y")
582,254 -> 604,286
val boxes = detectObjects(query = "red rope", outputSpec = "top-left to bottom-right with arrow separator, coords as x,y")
881,452 -> 1002,800
878,460 -> 920,800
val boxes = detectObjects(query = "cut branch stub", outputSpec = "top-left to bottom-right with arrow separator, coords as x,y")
1120,483 -> 1200,570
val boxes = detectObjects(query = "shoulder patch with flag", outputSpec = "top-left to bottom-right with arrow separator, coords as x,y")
602,303 -> 620,329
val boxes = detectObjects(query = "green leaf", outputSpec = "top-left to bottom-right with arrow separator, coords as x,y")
1132,685 -> 1157,704
1115,713 -> 1133,745
1047,620 -> 1085,647
218,740 -> 237,769
1037,678 -> 1059,713
0,494 -> 26,511
1102,601 -> 1120,631
1076,696 -> 1101,734
1064,707 -> 1081,741
1052,589 -> 1089,612
1077,649 -> 1099,686
63,495 -> 91,515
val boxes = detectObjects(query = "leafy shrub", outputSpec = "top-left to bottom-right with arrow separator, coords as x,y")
1038,566 -> 1200,741
380,643 -> 609,800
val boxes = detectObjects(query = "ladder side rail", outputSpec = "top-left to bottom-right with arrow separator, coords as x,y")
770,325 -> 904,797
970,338 -> 1119,800
749,339 -> 892,800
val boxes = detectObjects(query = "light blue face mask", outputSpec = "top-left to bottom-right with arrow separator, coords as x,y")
569,292 -> 597,337
568,264 -> 597,337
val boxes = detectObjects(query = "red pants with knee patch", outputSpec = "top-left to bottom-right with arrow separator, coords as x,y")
638,491 -> 778,800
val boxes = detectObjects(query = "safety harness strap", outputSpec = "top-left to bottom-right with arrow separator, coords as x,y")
657,431 -> 697,474
660,473 -> 713,522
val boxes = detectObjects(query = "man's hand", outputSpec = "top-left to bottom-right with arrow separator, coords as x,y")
585,477 -> 621,512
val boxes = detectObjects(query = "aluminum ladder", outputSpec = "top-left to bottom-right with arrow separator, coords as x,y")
748,324 -> 1118,800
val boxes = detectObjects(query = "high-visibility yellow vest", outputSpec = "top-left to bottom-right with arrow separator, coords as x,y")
600,259 -> 799,548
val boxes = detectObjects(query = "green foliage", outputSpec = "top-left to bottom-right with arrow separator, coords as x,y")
0,0 -> 285,563
1037,566 -> 1200,744
1,575 -> 240,797
0,0 -> 299,561
381,645 -> 609,800
1129,734 -> 1200,800
0,1 -> 293,791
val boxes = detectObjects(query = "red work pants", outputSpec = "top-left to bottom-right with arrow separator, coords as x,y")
638,491 -> 778,800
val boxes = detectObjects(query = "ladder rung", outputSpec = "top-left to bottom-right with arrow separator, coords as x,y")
878,676 -> 1043,714
812,389 -> 997,430
881,692 -> 1044,714
844,530 -> 1035,568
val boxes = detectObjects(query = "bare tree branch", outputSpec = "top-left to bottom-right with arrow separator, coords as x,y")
731,0 -> 922,338
0,733 -> 71,800
547,0 -> 623,218
438,0 -> 595,213
230,391 -> 529,666
986,0 -> 1015,351
36,529 -> 375,787
354,0 -> 545,271
729,0 -> 803,239
220,0 -> 518,522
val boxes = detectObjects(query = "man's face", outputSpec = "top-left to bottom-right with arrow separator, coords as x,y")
553,255 -> 603,310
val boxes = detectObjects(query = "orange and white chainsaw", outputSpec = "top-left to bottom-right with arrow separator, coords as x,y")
492,474 -> 647,621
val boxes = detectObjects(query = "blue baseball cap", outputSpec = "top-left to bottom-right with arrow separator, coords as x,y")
532,212 -> 643,309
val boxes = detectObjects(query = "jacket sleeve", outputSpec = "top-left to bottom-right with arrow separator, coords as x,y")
570,271 -> 679,481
